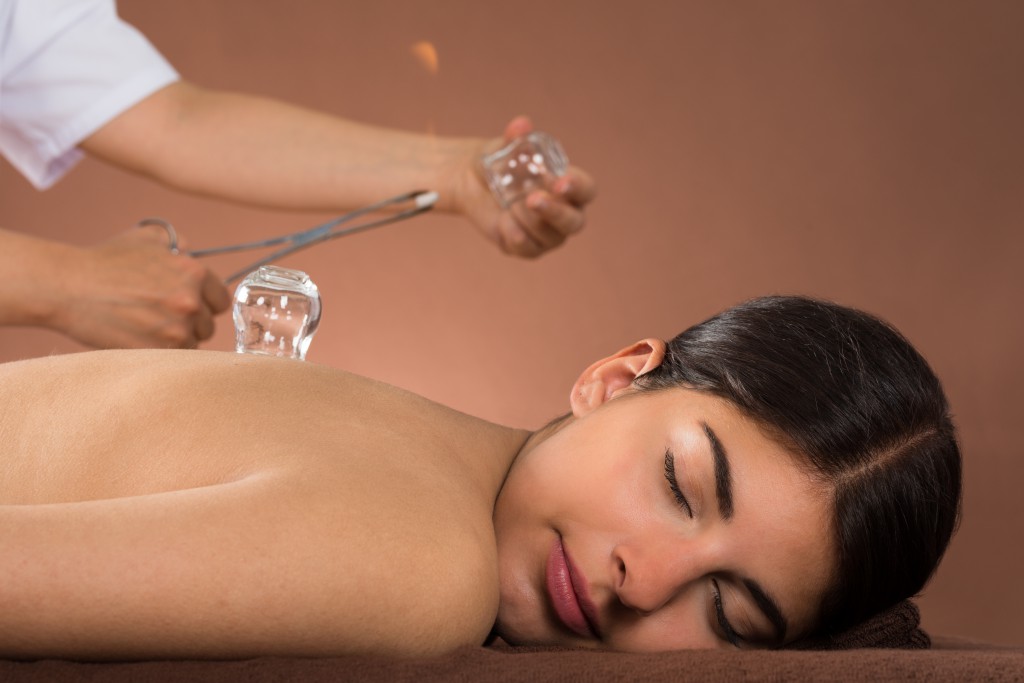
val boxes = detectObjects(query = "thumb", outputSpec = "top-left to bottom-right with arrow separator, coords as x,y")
502,115 -> 534,143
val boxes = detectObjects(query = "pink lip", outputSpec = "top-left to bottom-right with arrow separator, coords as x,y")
545,536 -> 601,639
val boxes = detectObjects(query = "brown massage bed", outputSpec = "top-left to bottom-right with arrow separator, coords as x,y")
2,602 -> 1022,682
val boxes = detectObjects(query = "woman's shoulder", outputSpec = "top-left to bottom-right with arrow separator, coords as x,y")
277,468 -> 501,654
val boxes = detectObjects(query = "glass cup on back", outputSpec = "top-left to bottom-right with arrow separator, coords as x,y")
232,265 -> 321,361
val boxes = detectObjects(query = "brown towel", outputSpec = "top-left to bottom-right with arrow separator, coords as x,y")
795,600 -> 930,650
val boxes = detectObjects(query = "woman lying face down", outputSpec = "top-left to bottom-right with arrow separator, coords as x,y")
494,296 -> 962,650
0,296 -> 960,659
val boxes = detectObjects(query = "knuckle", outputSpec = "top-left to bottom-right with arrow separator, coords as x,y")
195,318 -> 216,341
209,284 -> 232,312
505,230 -> 531,253
168,290 -> 203,315
511,236 -> 544,259
178,258 -> 208,282
565,214 -> 585,235
159,323 -> 192,347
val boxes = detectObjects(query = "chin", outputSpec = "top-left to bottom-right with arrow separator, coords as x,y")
494,615 -> 584,649
491,615 -> 530,646
492,609 -> 555,647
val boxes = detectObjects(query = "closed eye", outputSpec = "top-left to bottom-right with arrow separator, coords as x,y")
712,579 -> 746,648
663,449 -> 693,518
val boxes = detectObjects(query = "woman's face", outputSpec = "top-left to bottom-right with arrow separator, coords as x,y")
492,380 -> 834,651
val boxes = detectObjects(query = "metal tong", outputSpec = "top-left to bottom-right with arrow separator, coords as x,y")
138,189 -> 439,284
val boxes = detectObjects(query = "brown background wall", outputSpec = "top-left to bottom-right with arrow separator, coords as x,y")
1,0 -> 1021,646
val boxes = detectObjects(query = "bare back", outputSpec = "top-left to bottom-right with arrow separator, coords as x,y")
0,350 -> 528,659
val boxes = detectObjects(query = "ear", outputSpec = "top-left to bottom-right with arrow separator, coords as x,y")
569,338 -> 667,417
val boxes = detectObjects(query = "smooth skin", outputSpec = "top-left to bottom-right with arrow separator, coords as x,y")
0,349 -> 523,659
0,340 -> 831,659
1,81 -> 596,349
493,341 -> 834,650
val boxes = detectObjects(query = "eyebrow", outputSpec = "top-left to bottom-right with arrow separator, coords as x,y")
701,422 -> 789,643
743,578 -> 789,644
701,422 -> 733,520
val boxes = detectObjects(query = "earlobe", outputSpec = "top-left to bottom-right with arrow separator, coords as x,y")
569,338 -> 667,417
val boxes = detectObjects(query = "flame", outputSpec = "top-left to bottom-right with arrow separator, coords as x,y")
410,41 -> 439,76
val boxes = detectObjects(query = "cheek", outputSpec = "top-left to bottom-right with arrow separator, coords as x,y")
608,602 -> 719,652
502,427 -> 655,535
512,439 -> 607,507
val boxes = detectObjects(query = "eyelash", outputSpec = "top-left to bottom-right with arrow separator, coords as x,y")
712,579 -> 745,648
662,449 -> 693,518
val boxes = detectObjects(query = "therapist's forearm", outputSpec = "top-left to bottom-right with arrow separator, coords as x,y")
0,229 -> 74,328
81,81 -> 481,214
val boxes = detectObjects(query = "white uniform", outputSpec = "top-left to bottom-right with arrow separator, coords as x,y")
0,0 -> 178,189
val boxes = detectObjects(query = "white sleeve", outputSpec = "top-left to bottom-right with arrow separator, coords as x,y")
0,0 -> 180,189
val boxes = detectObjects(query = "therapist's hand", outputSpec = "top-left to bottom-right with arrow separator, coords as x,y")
50,227 -> 231,349
454,116 -> 596,259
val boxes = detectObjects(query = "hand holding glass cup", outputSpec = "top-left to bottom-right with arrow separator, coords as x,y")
478,131 -> 569,208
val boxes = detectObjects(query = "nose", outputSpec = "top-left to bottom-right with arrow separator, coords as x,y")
613,533 -> 710,615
